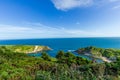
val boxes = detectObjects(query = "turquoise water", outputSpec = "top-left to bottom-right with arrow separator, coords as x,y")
0,38 -> 120,59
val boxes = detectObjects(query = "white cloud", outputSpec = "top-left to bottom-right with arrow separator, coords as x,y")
51,0 -> 120,11
51,0 -> 93,11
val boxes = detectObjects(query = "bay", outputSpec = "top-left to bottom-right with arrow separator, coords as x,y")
0,37 -> 120,59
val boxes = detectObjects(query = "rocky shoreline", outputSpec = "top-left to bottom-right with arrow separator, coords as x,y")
27,45 -> 52,54
75,46 -> 114,63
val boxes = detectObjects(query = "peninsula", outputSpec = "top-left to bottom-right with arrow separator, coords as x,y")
0,45 -> 51,54
75,46 -> 120,62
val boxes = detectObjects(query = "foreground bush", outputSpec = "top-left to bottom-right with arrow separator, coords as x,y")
0,46 -> 120,80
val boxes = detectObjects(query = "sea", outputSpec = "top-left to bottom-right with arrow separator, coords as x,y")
0,37 -> 120,61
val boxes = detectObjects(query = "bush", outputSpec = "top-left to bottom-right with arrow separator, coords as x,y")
41,52 -> 51,61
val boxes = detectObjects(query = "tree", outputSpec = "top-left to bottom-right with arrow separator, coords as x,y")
41,52 -> 51,61
56,51 -> 65,63
64,52 -> 76,66
56,51 -> 65,59
64,52 -> 75,58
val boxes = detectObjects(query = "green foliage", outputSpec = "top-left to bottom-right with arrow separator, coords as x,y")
1,45 -> 50,54
41,52 -> 51,61
56,50 -> 64,59
56,51 -> 91,66
0,46 -> 120,80
77,46 -> 120,62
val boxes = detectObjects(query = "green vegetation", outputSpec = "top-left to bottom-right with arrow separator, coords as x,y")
41,52 -> 51,61
76,46 -> 120,61
1,45 -> 51,53
0,46 -> 120,80
56,51 -> 91,66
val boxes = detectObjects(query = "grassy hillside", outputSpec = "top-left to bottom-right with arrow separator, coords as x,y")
0,45 -> 51,53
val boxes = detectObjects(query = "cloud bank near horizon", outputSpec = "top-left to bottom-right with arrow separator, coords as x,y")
0,22 -> 120,40
0,23 -> 103,40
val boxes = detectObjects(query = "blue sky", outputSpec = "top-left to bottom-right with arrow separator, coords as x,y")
0,0 -> 120,39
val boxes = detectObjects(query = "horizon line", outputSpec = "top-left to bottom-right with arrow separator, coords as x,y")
1,37 -> 120,41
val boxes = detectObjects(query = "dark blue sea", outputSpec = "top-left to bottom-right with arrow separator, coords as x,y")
0,37 -> 120,58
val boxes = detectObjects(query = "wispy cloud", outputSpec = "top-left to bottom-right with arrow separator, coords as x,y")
0,23 -> 100,40
109,0 -> 120,2
51,0 -> 120,11
1,22 -> 120,40
112,5 -> 120,9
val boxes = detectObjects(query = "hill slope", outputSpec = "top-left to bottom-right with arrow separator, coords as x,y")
0,45 -> 51,54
